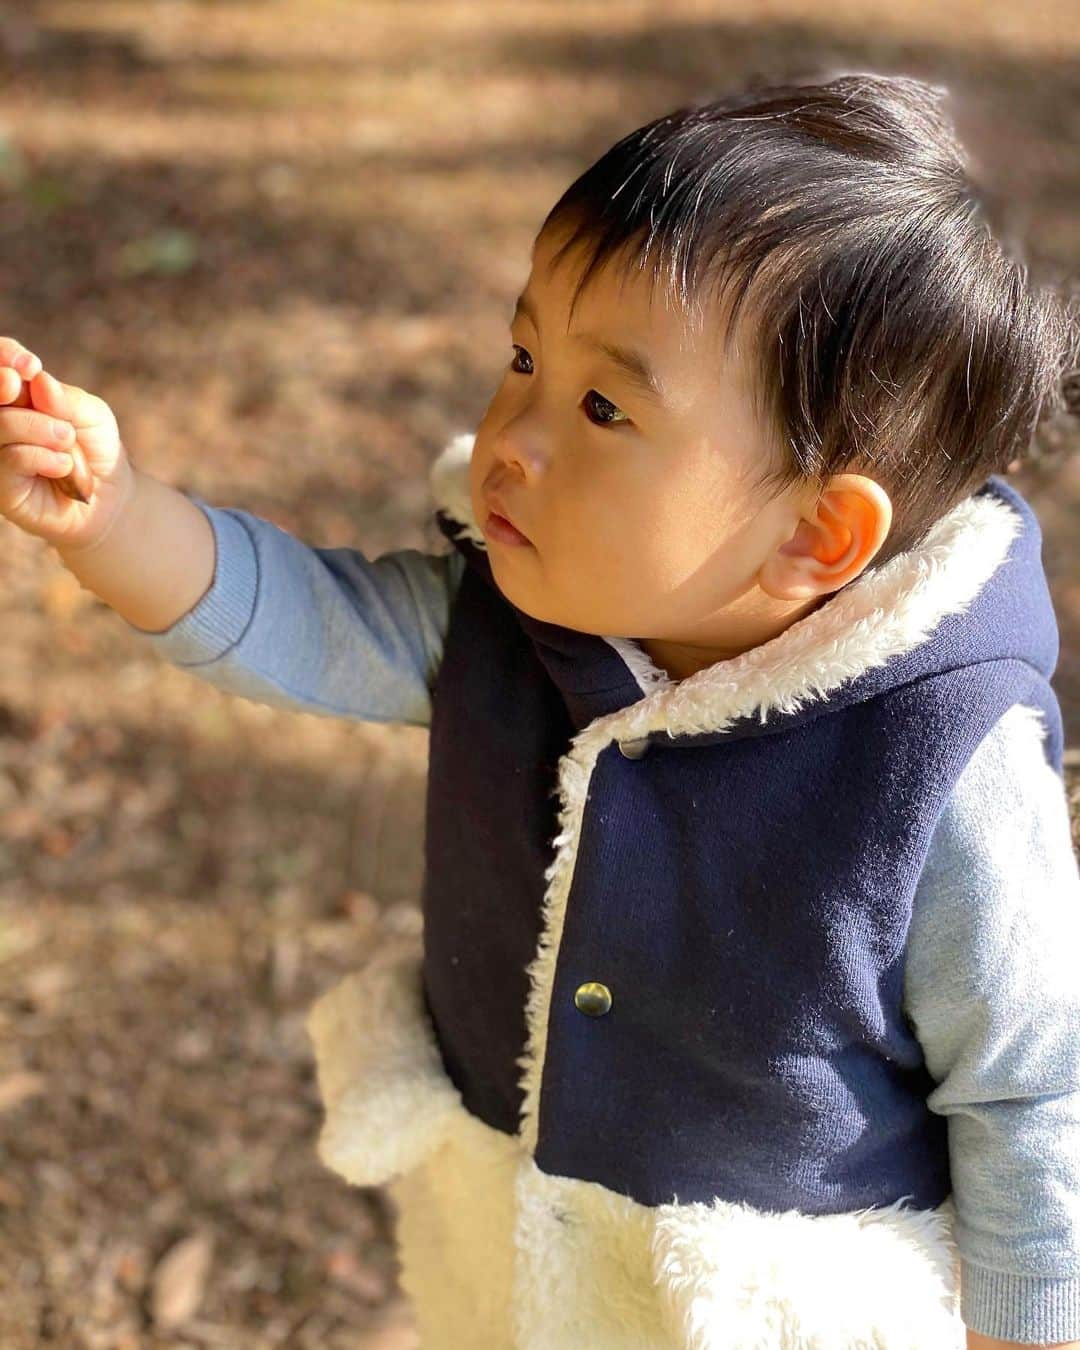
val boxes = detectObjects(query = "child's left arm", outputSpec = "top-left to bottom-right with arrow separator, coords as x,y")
903,702 -> 1080,1350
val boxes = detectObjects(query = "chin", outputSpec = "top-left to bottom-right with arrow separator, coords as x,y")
489,562 -> 530,608
490,567 -> 554,623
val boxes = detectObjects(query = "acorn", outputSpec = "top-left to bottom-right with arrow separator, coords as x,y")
53,439 -> 94,504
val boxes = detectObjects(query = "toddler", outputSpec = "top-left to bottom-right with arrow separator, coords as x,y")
3,71 -> 1079,1350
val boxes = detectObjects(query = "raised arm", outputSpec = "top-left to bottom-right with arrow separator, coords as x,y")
0,346 -> 463,728
57,466 -> 217,633
60,471 -> 466,729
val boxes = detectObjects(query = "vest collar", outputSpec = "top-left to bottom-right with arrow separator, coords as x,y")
429,431 -> 1025,744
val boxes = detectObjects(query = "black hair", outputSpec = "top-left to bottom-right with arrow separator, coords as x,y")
536,69 -> 1078,572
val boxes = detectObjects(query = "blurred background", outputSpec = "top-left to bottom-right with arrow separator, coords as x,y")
0,2 -> 1077,1346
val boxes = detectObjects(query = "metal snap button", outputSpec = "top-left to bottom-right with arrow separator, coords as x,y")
617,736 -> 650,759
574,981 -> 613,1016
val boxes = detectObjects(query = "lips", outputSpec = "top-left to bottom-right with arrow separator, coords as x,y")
483,488 -> 530,541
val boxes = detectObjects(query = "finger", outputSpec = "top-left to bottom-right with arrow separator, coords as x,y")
0,405 -> 78,450
26,368 -> 67,419
0,340 -> 42,379
1,440 -> 76,484
28,369 -> 99,427
1,368 -> 36,409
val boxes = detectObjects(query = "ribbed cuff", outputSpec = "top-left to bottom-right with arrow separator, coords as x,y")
124,497 -> 260,665
962,1259 -> 1080,1344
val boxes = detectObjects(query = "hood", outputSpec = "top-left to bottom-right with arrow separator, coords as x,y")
428,431 -> 1059,746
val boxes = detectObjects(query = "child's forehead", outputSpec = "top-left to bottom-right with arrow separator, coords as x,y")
524,227 -> 757,401
531,224 -> 749,347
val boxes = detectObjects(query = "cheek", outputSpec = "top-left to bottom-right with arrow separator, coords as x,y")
618,471 -> 749,599
622,484 -> 711,583
560,487 -> 684,598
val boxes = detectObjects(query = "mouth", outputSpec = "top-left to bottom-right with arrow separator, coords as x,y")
483,508 -> 532,548
482,490 -> 532,546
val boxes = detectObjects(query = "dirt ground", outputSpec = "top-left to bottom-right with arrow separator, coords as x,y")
0,3 -> 1077,1346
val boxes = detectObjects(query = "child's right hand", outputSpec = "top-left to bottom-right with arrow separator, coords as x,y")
0,337 -> 136,551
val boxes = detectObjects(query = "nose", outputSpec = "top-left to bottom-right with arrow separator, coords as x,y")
491,409 -> 549,484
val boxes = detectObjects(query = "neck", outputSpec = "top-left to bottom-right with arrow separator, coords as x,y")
638,593 -> 831,682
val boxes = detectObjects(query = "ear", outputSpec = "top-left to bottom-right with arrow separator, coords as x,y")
758,474 -> 893,602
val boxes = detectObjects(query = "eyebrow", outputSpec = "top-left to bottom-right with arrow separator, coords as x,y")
511,291 -> 667,408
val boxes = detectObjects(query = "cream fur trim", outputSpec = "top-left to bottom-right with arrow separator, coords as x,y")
429,431 -> 489,550
388,1101 -> 524,1348
430,430 -> 1024,1153
651,1185 -> 962,1348
379,1121 -> 966,1349
304,920 -> 463,1187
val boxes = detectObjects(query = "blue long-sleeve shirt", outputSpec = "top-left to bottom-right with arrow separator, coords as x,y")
123,494 -> 1080,1345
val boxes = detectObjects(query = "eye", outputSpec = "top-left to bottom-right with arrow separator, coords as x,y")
509,343 -> 533,375
508,345 -> 631,429
581,389 -> 630,427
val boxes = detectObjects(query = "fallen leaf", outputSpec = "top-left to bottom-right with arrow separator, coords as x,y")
0,1071 -> 47,1113
150,1230 -> 214,1329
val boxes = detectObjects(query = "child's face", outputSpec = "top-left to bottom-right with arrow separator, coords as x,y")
469,221 -> 862,676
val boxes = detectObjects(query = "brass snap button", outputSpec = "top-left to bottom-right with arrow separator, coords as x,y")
574,981 -> 612,1016
617,737 -> 650,759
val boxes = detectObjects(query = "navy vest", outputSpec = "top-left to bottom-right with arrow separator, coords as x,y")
419,472 -> 1062,1214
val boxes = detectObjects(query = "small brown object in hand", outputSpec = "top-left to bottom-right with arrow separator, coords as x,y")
53,439 -> 93,504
